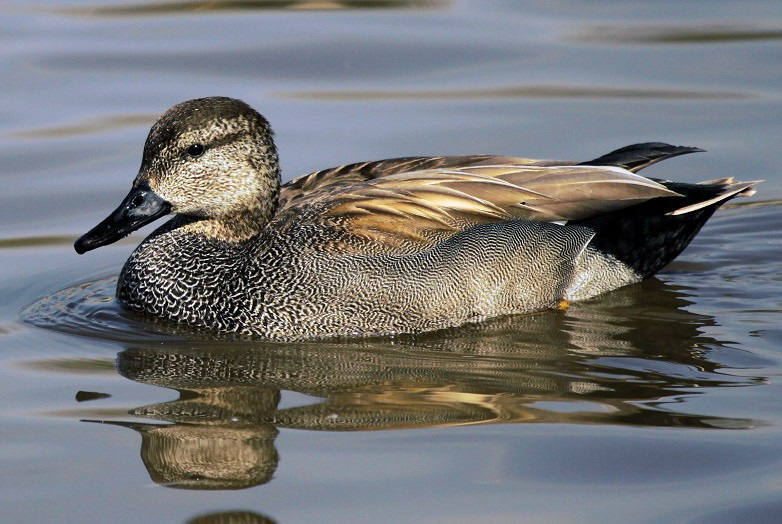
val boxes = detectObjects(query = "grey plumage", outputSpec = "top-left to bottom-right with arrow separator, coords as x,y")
75,97 -> 759,340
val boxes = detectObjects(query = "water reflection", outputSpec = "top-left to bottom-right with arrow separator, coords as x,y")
187,511 -> 276,524
67,279 -> 759,490
97,407 -> 279,490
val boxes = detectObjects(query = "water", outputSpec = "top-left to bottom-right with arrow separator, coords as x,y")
2,1 -> 782,522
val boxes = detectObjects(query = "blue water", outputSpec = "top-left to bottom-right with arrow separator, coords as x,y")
1,1 -> 781,522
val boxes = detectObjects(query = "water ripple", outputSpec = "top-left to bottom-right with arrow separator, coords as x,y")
60,0 -> 448,18
20,277 -> 176,343
576,24 -> 782,44
8,114 -> 156,140
284,84 -> 756,101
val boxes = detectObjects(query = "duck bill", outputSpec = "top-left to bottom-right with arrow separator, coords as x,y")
74,184 -> 171,254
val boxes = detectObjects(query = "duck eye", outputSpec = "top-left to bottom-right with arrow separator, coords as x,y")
131,194 -> 145,207
186,143 -> 205,158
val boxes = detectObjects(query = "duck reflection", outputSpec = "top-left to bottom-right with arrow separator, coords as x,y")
105,388 -> 279,490
97,278 -> 757,490
186,511 -> 276,524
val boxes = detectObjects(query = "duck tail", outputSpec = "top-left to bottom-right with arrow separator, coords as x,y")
573,177 -> 760,279
579,142 -> 704,172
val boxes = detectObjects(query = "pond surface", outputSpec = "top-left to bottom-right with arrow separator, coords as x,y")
2,1 -> 782,522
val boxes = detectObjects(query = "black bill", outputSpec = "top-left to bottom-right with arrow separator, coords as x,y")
74,184 -> 171,254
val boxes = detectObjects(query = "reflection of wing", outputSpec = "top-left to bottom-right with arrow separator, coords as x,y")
276,155 -> 680,248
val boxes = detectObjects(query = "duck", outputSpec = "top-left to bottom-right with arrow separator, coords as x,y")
74,97 -> 758,340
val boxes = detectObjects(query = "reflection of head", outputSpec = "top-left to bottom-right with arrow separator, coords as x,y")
187,510 -> 276,524
140,424 -> 278,490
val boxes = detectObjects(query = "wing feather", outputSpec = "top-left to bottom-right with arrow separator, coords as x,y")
276,156 -> 681,249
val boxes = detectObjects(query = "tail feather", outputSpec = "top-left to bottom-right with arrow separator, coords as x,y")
667,180 -> 761,215
574,178 -> 759,279
580,142 -> 704,172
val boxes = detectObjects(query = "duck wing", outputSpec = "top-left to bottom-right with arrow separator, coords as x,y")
274,156 -> 680,250
278,155 -> 561,211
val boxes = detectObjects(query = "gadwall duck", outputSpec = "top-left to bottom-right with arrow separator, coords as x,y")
75,97 -> 758,339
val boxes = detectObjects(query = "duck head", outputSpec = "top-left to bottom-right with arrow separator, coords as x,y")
75,97 -> 280,254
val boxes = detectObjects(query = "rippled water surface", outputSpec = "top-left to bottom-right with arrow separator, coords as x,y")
2,1 -> 782,522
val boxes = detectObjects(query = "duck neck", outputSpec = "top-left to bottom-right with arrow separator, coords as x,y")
179,186 -> 280,244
